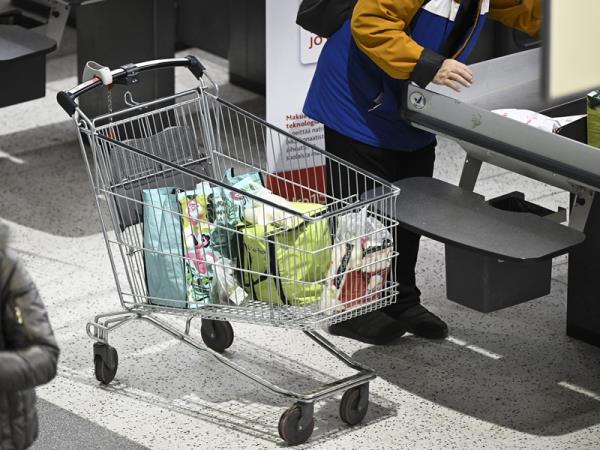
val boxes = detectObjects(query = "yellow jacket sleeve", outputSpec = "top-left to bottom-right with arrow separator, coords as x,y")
489,0 -> 543,38
351,0 -> 431,80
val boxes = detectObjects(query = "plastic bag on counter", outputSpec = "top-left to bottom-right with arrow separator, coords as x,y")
492,109 -> 585,134
493,109 -> 561,133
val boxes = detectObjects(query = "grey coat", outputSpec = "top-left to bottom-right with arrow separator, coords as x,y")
0,224 -> 59,450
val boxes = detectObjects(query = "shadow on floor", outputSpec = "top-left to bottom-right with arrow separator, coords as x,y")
352,322 -> 600,436
56,324 -> 395,448
33,398 -> 146,450
0,141 -> 100,237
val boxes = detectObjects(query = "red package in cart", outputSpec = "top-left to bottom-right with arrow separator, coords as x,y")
338,239 -> 392,309
320,208 -> 393,313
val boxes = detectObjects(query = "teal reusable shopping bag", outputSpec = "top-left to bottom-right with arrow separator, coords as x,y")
143,187 -> 187,307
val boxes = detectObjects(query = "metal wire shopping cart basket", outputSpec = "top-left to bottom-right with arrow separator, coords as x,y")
57,56 -> 400,445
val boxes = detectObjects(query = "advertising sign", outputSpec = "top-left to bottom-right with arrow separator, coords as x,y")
265,0 -> 326,201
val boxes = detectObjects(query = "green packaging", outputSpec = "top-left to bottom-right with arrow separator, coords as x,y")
587,91 -> 600,148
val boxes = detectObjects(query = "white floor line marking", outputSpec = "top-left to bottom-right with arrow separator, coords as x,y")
121,339 -> 180,359
464,344 -> 503,360
558,381 -> 600,401
446,336 -> 468,346
0,149 -> 24,164
446,336 -> 503,360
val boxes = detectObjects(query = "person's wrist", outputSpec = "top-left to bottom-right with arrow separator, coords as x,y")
410,49 -> 446,88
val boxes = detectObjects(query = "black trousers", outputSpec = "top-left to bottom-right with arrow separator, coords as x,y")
324,127 -> 436,309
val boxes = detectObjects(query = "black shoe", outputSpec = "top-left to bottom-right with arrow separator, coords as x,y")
328,311 -> 406,345
386,304 -> 448,340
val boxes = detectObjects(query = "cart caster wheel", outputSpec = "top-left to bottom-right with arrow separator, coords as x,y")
278,404 -> 314,446
340,384 -> 369,426
93,343 -> 118,385
201,319 -> 234,353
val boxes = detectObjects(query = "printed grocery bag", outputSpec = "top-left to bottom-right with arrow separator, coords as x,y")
209,169 -> 264,260
240,202 -> 331,306
143,187 -> 187,308
178,182 -> 220,307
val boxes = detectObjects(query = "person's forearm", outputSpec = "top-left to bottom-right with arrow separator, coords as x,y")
411,49 -> 447,88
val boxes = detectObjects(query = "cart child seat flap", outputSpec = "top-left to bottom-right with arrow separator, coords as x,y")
108,126 -> 206,229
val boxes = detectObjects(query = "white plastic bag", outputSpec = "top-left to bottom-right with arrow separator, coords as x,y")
210,257 -> 248,306
241,183 -> 301,228
321,208 -> 393,313
493,109 -> 561,133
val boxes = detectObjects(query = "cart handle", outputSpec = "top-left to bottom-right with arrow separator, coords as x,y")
56,55 -> 206,117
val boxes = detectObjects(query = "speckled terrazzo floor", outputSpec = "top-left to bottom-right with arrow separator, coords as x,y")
2,35 -> 600,450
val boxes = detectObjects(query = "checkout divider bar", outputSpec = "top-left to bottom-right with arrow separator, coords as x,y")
402,84 -> 600,193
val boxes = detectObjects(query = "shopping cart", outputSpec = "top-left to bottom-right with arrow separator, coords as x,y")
57,56 -> 400,445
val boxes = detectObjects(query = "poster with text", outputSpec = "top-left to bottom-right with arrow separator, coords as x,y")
265,0 -> 326,202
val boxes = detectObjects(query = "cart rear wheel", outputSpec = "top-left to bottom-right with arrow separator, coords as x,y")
278,404 -> 314,446
340,384 -> 369,426
201,319 -> 234,353
93,343 -> 118,385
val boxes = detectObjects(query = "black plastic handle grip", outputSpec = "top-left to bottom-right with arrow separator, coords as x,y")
57,55 -> 206,116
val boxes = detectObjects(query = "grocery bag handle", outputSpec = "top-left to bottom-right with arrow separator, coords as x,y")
57,55 -> 206,116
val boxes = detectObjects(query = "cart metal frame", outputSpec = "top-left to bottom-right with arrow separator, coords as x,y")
58,55 -> 400,445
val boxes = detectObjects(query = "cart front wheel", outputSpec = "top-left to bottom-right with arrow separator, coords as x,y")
340,384 -> 369,426
201,319 -> 234,353
93,343 -> 118,385
278,404 -> 314,446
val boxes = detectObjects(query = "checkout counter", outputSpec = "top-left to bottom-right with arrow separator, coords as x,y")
0,0 -> 176,114
376,48 -> 600,347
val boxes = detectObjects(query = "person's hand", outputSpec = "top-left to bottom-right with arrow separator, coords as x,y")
432,59 -> 473,92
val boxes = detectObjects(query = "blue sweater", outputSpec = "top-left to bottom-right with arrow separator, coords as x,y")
303,1 -> 488,151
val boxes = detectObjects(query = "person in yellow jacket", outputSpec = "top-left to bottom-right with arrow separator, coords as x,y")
304,0 -> 542,344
